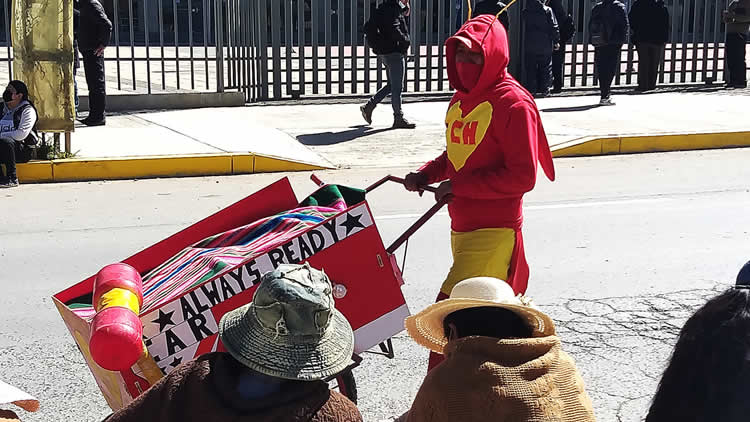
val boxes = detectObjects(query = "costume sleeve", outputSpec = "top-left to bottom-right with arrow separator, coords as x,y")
418,151 -> 451,184
450,103 -> 540,200
1,106 -> 36,141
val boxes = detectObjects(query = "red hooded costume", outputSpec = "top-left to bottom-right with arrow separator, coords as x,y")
419,15 -> 555,296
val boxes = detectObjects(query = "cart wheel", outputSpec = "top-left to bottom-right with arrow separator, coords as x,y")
331,369 -> 358,404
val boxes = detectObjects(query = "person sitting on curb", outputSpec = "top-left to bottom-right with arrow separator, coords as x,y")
0,81 -> 38,189
401,277 -> 596,422
105,263 -> 362,422
645,260 -> 750,422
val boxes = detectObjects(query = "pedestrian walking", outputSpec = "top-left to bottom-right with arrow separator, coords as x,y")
78,0 -> 111,126
548,0 -> 575,93
403,15 -> 555,371
589,0 -> 628,105
629,0 -> 669,92
0,81 -> 39,189
361,0 -> 416,129
474,0 -> 511,31
723,0 -> 750,89
521,0 -> 560,97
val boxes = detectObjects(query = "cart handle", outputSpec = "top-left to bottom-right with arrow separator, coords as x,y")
386,196 -> 448,254
365,175 -> 438,194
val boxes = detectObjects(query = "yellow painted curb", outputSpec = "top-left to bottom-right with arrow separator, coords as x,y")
553,131 -> 750,158
17,153 -> 334,183
254,154 -> 330,173
16,161 -> 54,183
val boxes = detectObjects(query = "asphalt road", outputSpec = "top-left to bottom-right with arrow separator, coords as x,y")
2,148 -> 749,421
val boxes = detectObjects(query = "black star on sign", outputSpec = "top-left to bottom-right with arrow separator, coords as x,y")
152,309 -> 176,332
169,356 -> 182,368
340,212 -> 365,236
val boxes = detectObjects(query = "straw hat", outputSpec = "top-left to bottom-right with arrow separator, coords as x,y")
219,263 -> 354,381
405,277 -> 555,353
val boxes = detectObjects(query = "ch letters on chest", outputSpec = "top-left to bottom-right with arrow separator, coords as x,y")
445,101 -> 494,171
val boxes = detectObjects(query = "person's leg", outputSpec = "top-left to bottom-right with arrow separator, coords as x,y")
540,54 -> 553,95
524,54 -> 539,94
594,47 -> 605,98
636,43 -> 648,90
601,45 -> 620,99
361,56 -> 393,123
725,33 -> 741,86
732,33 -> 748,87
82,50 -> 107,123
552,47 -> 564,92
0,138 -> 17,185
648,44 -> 663,90
386,53 -> 405,118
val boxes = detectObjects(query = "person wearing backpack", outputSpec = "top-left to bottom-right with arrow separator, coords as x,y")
588,0 -> 628,105
629,0 -> 669,92
521,0 -> 560,97
548,0 -> 575,93
0,80 -> 39,188
361,0 -> 416,129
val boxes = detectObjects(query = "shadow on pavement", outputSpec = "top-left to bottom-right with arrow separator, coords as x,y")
297,125 -> 394,145
541,104 -> 601,113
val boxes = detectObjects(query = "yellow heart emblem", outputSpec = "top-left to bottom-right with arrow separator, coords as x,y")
445,101 -> 493,171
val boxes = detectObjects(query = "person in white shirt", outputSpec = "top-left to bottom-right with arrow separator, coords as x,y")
0,80 -> 38,188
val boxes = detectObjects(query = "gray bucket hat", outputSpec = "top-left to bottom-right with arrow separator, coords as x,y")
218,263 -> 355,381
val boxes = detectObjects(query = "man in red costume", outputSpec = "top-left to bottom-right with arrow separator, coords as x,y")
404,14 -> 555,369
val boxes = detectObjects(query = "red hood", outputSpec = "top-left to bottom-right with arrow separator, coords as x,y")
446,15 -> 509,94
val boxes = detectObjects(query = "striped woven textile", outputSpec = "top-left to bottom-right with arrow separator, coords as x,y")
139,205 -> 341,314
67,184 -> 366,319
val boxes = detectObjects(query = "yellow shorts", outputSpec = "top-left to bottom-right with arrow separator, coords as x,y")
440,228 -> 516,296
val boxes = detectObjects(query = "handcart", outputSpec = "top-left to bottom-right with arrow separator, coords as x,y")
53,174 -> 446,411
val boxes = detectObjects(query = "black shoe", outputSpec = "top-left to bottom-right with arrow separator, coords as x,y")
360,104 -> 373,125
0,178 -> 19,188
80,117 -> 106,126
734,82 -> 748,89
551,87 -> 563,94
393,117 -> 416,129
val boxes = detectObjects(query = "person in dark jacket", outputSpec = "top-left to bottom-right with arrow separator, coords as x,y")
723,0 -> 750,88
629,0 -> 669,92
105,264 -> 363,422
589,0 -> 628,105
522,0 -> 560,97
548,0 -> 572,92
361,0 -> 416,129
78,0 -> 111,126
474,0 -> 511,31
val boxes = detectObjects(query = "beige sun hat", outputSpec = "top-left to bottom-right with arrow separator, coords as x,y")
219,263 -> 354,381
405,277 -> 556,353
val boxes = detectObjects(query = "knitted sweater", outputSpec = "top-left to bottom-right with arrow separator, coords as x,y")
105,352 -> 362,422
405,336 -> 596,422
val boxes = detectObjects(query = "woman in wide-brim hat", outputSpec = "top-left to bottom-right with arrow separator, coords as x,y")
401,277 -> 596,422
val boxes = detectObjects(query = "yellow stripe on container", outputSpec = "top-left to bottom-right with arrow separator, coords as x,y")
98,288 -> 141,314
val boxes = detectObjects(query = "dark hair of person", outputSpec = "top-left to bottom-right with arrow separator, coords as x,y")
645,285 -> 750,422
8,80 -> 30,102
443,306 -> 533,340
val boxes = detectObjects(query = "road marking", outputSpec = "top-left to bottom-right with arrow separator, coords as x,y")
375,198 -> 671,221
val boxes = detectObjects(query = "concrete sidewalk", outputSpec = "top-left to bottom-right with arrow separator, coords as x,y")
16,87 -> 750,182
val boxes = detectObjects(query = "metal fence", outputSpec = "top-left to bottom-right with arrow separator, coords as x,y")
0,0 -> 744,102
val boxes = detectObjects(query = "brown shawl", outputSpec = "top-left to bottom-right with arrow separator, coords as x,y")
405,336 -> 596,422
106,352 -> 362,422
